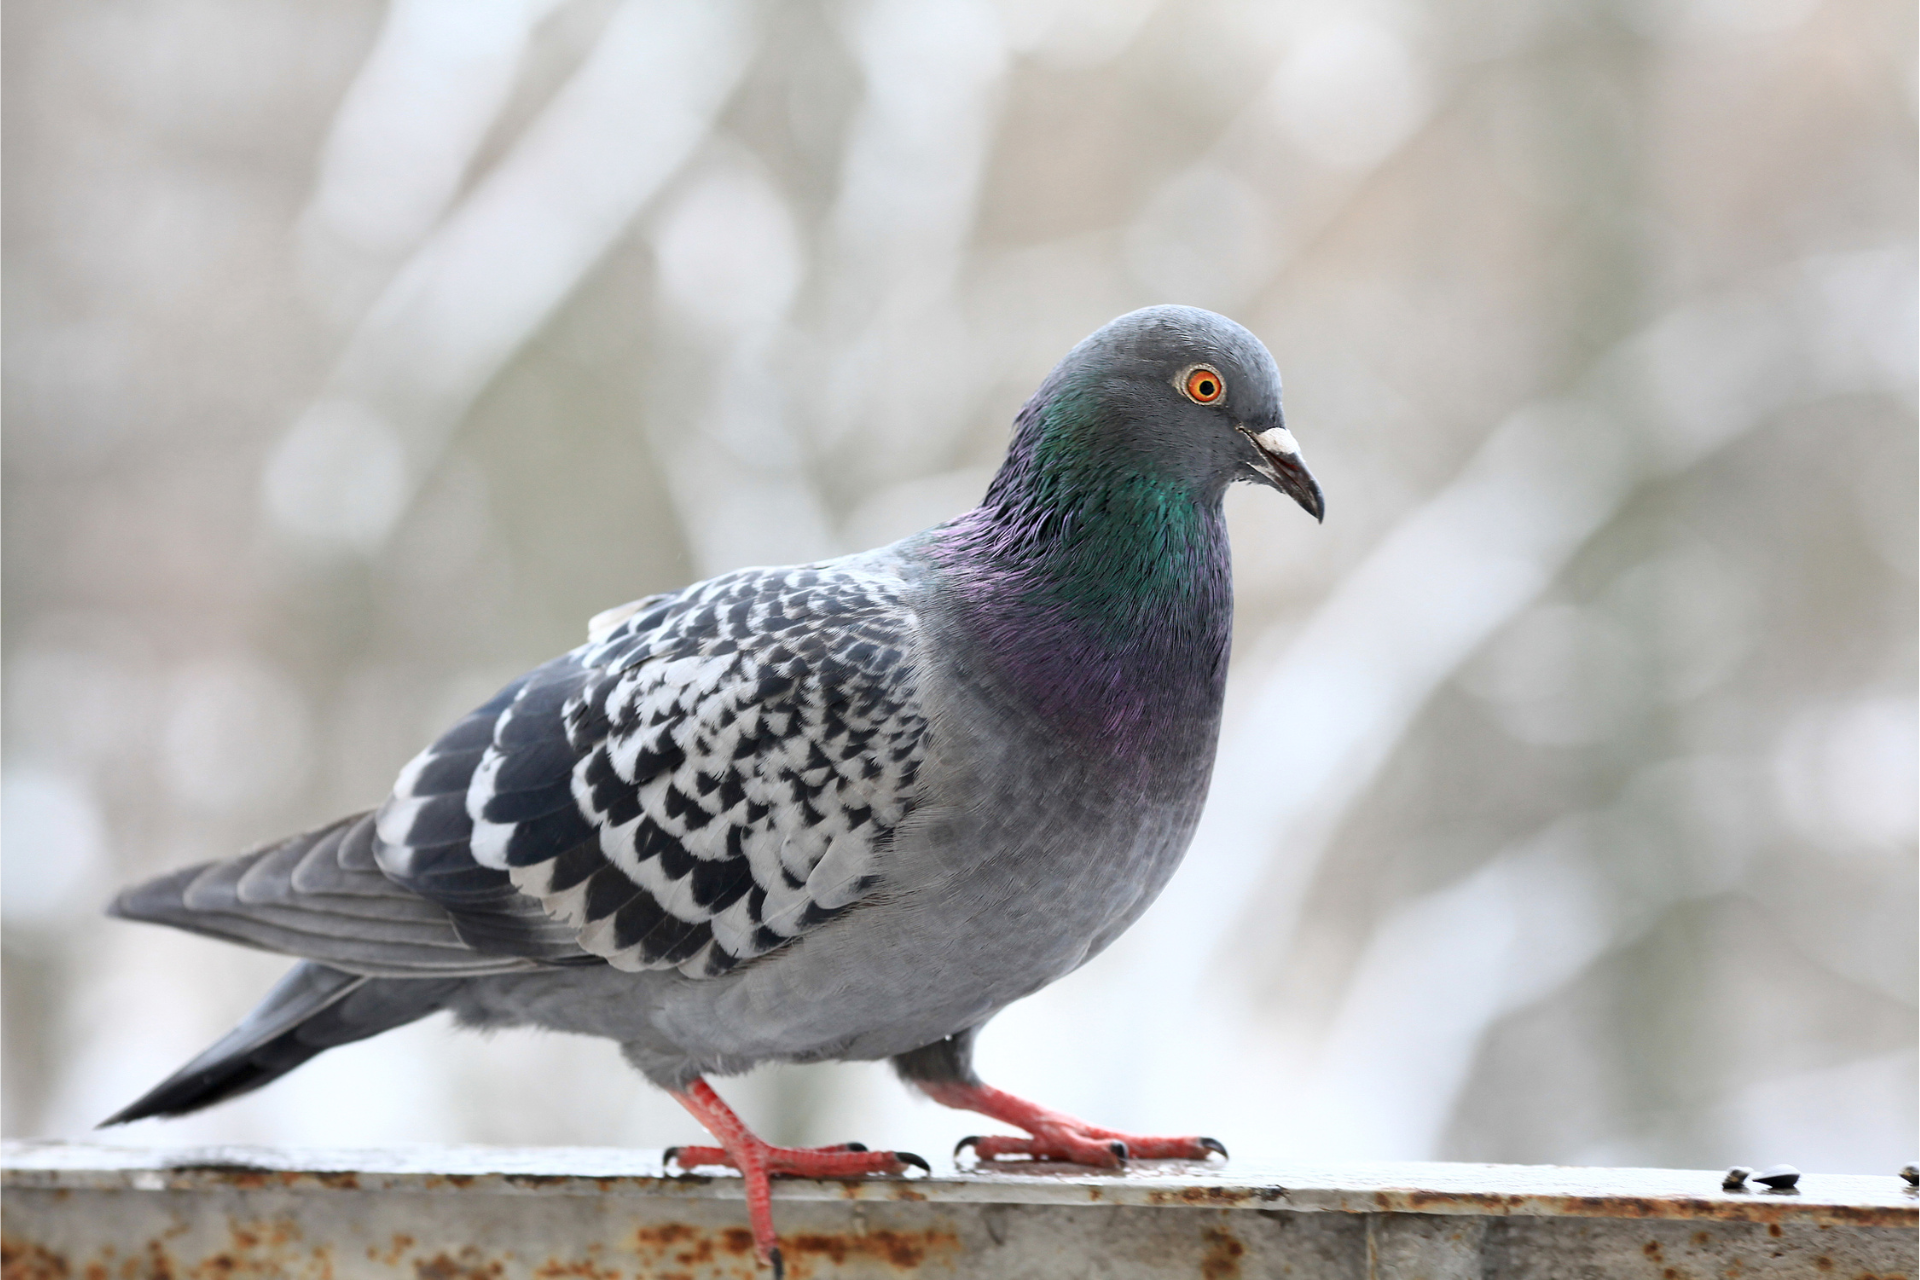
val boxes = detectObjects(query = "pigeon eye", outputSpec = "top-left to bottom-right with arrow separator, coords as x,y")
1183,367 -> 1224,405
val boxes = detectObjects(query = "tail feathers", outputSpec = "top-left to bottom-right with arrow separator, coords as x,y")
107,814 -> 535,977
101,961 -> 460,1125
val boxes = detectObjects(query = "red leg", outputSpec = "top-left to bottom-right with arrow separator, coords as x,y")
665,1142 -> 878,1171
917,1079 -> 1227,1168
667,1079 -> 928,1277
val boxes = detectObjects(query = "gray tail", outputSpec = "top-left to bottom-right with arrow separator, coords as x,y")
104,812 -> 540,977
100,961 -> 461,1125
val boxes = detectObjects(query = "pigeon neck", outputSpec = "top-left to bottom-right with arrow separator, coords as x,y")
930,428 -> 1233,759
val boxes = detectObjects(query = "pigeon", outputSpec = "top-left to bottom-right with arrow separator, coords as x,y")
104,305 -> 1324,1276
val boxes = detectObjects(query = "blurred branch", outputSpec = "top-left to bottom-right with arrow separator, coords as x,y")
296,0 -> 568,326
262,0 -> 758,555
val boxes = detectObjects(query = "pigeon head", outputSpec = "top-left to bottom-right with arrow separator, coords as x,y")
930,307 -> 1323,755
989,305 -> 1324,522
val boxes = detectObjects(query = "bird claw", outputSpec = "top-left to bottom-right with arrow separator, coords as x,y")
665,1142 -> 909,1177
955,1126 -> 1224,1168
664,1144 -> 732,1174
922,1080 -> 1226,1170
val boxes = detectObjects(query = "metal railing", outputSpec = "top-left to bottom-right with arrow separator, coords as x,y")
4,1141 -> 1914,1278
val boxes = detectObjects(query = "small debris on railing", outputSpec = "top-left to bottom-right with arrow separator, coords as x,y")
1755,1165 -> 1801,1191
1721,1166 -> 1751,1190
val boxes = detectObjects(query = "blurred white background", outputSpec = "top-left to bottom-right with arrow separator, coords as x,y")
4,0 -> 1914,1175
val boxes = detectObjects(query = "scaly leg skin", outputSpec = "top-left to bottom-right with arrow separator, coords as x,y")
665,1141 -> 878,1171
919,1079 -> 1227,1169
667,1079 -> 928,1277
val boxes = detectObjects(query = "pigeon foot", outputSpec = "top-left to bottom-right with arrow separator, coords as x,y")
665,1141 -> 906,1175
924,1080 -> 1226,1168
669,1079 -> 926,1276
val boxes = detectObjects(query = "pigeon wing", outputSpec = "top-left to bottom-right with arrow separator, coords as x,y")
374,561 -> 927,978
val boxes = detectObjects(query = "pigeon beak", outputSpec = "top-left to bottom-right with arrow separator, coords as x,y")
1238,424 -> 1325,523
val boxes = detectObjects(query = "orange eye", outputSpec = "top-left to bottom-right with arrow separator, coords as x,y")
1184,368 -> 1224,404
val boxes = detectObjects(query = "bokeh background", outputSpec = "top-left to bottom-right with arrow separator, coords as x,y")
5,0 -> 1914,1174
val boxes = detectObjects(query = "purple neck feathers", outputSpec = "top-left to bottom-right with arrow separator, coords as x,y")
924,462 -> 1234,764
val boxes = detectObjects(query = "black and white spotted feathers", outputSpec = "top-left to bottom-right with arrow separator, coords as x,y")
372,560 -> 927,978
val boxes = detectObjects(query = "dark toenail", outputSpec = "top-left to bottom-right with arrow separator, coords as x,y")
1108,1140 -> 1130,1162
663,1146 -> 681,1169
844,1142 -> 868,1152
769,1245 -> 785,1279
1199,1137 -> 1228,1159
955,1135 -> 981,1157
897,1151 -> 931,1174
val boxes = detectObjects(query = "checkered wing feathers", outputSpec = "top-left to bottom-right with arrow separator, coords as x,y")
373,563 -> 928,978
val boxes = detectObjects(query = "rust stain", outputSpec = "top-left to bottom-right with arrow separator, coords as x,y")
530,1261 -> 629,1279
1147,1186 -> 1286,1208
54,1216 -> 330,1280
413,1248 -> 503,1280
622,1224 -> 761,1278
163,1164 -> 273,1181
1199,1226 -> 1244,1280
643,1222 -> 727,1269
369,1234 -> 416,1267
1376,1189 -> 1912,1230
0,1229 -> 685,1280
777,1228 -> 961,1277
1646,1241 -> 1665,1261
308,1173 -> 361,1192
159,1168 -> 363,1195
99,1212 -> 328,1280
622,1221 -> 959,1280
1,1236 -> 70,1280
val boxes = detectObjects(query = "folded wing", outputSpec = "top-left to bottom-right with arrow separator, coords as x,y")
375,560 -> 928,978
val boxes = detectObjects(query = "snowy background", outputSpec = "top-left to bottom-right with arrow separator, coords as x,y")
5,0 -> 1914,1174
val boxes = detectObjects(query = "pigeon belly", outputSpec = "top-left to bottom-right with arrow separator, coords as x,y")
642,752 -> 1210,1074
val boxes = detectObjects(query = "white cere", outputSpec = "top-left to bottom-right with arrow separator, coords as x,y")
1255,426 -> 1300,456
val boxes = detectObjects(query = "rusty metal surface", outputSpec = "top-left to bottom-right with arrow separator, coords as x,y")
4,1142 -> 1914,1279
